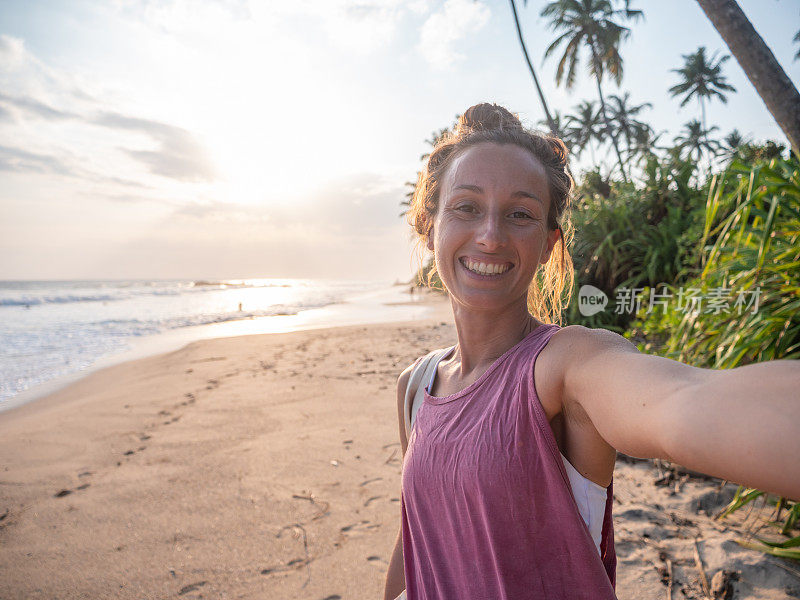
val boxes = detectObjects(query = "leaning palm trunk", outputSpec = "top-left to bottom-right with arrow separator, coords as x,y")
696,0 -> 800,156
509,0 -> 559,136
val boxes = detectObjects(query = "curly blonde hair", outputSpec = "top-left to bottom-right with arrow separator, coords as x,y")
407,102 -> 575,325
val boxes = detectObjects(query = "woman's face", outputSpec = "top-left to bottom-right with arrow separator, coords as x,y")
428,142 -> 560,312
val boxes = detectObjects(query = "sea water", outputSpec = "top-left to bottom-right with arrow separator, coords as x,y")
0,278 -> 410,406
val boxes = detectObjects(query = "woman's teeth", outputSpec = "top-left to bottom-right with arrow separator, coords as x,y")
462,259 -> 511,275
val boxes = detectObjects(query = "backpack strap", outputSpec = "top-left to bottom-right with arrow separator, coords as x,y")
403,347 -> 453,440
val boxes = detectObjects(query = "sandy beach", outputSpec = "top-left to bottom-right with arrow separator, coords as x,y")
1,296 -> 797,599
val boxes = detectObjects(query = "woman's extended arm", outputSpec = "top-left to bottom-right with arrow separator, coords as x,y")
559,325 -> 800,500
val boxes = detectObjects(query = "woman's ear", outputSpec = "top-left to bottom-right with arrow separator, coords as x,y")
540,226 -> 560,265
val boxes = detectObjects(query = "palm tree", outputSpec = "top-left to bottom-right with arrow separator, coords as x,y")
606,92 -> 652,156
674,119 -> 721,168
540,0 -> 644,182
669,46 -> 736,140
400,122 -> 457,218
538,110 -> 566,137
628,125 -> 664,167
510,0 -> 559,135
794,28 -> 800,61
695,0 -> 800,155
721,128 -> 751,161
564,101 -> 602,163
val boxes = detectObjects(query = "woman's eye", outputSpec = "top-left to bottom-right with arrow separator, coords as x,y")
511,211 -> 533,219
456,205 -> 476,213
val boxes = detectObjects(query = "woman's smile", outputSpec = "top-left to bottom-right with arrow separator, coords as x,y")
458,256 -> 515,278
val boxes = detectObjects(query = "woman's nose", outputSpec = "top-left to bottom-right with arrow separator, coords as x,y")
475,212 -> 506,250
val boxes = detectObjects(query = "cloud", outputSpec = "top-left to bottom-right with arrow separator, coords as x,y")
0,92 -> 216,182
0,33 -> 216,186
0,34 -> 26,67
0,145 -> 77,176
93,111 -> 216,182
170,172 -> 406,239
418,0 -> 490,69
0,92 -> 77,121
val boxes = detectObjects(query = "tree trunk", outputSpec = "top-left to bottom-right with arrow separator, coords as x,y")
594,71 -> 629,182
696,0 -> 800,155
509,0 -> 559,137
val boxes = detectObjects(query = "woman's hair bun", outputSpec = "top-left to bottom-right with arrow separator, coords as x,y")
455,103 -> 523,135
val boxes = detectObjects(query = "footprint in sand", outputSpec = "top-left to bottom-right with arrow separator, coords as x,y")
54,482 -> 90,497
366,555 -> 388,569
260,557 -> 310,575
359,477 -> 382,487
340,520 -> 380,537
177,581 -> 206,595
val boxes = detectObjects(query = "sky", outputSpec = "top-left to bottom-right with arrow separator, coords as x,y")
1,0 -> 798,282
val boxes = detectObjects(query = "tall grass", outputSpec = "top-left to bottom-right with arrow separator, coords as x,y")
630,156 -> 800,559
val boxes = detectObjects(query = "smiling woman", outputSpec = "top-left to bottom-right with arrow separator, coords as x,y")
408,103 -> 574,325
384,103 -> 800,600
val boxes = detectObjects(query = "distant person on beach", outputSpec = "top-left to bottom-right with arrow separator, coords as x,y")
384,103 -> 799,600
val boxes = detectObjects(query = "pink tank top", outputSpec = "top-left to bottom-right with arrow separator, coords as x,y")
401,324 -> 617,599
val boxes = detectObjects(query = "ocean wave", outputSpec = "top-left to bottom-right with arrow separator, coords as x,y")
0,294 -> 120,307
0,281 -> 303,307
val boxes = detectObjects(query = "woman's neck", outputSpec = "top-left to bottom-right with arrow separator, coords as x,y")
448,298 -> 539,377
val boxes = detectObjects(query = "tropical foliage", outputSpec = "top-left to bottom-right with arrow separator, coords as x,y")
627,157 -> 800,557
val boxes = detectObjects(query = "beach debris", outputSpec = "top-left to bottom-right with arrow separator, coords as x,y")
54,489 -> 72,498
321,596 -> 342,600
384,448 -> 400,465
359,477 -> 382,487
274,523 -> 312,588
657,551 -> 674,600
693,538 -> 712,599
710,569 -> 739,600
330,460 -> 339,467
364,496 -> 382,507
177,581 -> 206,596
0,508 -> 8,522
76,483 -> 89,490
291,492 -> 330,521
668,512 -> 696,527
